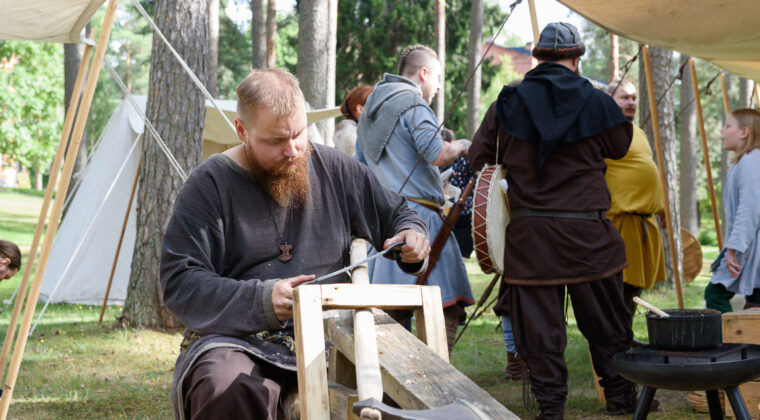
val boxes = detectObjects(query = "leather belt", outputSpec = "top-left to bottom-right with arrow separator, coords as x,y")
406,197 -> 445,221
627,212 -> 653,244
510,208 -> 606,220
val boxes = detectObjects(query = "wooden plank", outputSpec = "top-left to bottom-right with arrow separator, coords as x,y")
723,309 -> 760,345
325,310 -> 519,419
724,379 -> 760,418
328,382 -> 360,420
328,347 -> 356,389
320,284 -> 422,309
587,346 -> 606,403
294,285 -> 330,420
414,286 -> 449,362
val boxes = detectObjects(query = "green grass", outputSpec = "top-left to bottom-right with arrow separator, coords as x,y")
0,190 -> 721,418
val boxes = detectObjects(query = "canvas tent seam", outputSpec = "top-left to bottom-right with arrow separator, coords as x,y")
29,133 -> 142,336
105,61 -> 188,181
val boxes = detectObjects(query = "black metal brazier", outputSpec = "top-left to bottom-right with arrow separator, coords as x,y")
645,308 -> 721,351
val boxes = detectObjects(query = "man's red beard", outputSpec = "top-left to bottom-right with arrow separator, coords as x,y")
247,143 -> 312,208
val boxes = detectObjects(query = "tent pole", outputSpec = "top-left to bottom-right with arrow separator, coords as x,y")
99,158 -> 141,325
755,83 -> 760,109
527,0 -> 540,43
641,45 -> 684,309
0,1 -> 119,417
719,74 -> 731,115
0,33 -> 94,386
689,59 -> 723,250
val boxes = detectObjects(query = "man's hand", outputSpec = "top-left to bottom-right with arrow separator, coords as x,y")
384,229 -> 430,263
456,139 -> 471,158
726,248 -> 742,278
272,274 -> 315,320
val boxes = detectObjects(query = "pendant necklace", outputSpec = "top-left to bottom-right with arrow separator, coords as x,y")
268,201 -> 294,263
243,143 -> 295,263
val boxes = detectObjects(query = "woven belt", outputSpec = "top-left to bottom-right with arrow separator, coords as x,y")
510,208 -> 606,220
406,197 -> 445,221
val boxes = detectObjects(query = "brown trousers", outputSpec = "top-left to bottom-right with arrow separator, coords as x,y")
182,347 -> 297,420
507,273 -> 634,419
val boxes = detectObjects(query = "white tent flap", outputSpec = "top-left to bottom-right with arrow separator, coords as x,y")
558,0 -> 760,82
0,0 -> 105,43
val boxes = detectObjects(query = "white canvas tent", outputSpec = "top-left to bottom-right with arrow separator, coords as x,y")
557,0 -> 760,83
38,95 -> 339,306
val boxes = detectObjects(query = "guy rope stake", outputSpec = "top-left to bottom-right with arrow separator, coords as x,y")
642,45 -> 684,309
689,58 -> 723,249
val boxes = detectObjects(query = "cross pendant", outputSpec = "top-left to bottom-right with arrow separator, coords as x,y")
279,244 -> 293,263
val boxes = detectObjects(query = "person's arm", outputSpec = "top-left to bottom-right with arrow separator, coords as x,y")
598,121 -> 633,160
468,102 -> 500,172
432,139 -> 470,167
723,156 -> 760,277
340,156 -> 430,274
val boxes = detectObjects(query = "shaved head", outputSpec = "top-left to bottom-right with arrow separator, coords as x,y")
398,45 -> 439,79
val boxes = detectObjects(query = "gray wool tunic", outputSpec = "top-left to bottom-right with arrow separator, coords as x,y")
161,144 -> 427,418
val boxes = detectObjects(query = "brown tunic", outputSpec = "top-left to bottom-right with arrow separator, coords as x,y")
469,103 -> 632,285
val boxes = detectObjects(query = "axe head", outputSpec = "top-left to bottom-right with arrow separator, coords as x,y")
352,398 -> 489,420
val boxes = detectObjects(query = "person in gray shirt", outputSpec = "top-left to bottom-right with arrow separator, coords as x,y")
161,68 -> 430,420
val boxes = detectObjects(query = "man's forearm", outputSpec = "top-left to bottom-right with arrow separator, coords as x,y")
432,140 -> 468,167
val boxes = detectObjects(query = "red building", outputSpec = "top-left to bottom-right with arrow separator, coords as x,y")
482,39 -> 535,76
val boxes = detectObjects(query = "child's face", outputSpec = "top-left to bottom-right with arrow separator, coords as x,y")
721,115 -> 748,153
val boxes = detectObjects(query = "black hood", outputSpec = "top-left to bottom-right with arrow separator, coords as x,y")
496,62 -> 626,186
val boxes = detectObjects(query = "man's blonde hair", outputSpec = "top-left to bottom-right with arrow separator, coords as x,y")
607,77 -> 635,96
236,68 -> 304,124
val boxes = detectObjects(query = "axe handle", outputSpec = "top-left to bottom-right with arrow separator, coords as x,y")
349,239 -> 384,418
416,177 -> 476,286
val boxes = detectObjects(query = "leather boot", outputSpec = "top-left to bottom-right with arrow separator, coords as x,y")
505,352 -> 525,381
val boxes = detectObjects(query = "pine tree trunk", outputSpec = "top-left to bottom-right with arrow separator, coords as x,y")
121,0 -> 208,329
465,0 -> 483,139
433,0 -> 446,122
265,0 -> 277,68
297,0 -> 331,145
251,0 -> 266,68
63,42 -> 88,208
678,55 -> 698,235
208,0 -> 219,97
639,46 -> 682,284
609,34 -> 619,80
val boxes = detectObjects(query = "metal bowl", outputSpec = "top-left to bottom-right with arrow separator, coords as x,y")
645,308 -> 721,351
613,344 -> 760,391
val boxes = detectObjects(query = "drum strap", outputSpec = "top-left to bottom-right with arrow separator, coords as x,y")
510,208 -> 605,220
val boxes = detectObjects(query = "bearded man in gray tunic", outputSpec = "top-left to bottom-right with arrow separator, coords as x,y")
160,68 -> 431,420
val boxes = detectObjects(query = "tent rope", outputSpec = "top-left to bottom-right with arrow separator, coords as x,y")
396,0 -> 523,194
609,45 -> 642,98
673,71 -> 721,122
131,0 -> 236,136
104,61 -> 189,181
29,133 -> 142,336
640,60 -> 690,127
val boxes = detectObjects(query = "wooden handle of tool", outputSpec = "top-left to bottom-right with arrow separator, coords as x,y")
349,239 -> 383,418
633,296 -> 670,318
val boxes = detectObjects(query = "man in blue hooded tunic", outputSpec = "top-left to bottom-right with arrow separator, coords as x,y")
357,44 -> 474,351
